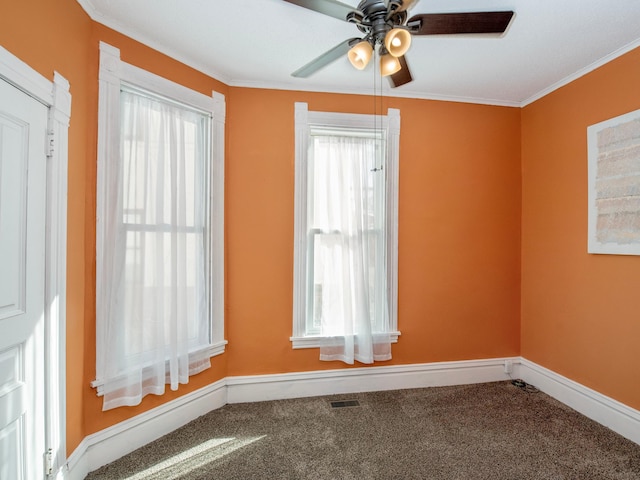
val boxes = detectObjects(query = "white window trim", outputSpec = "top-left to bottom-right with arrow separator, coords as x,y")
93,42 -> 226,392
291,102 -> 400,349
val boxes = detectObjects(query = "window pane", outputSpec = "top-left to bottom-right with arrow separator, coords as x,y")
121,94 -> 203,228
306,134 -> 388,335
120,89 -> 210,362
123,230 -> 204,358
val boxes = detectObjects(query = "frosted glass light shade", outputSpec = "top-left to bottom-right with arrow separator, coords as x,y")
348,41 -> 373,70
380,52 -> 401,76
384,28 -> 412,57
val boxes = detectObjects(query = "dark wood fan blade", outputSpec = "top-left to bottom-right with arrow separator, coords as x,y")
292,38 -> 360,78
408,11 -> 514,35
388,56 -> 413,88
282,0 -> 357,22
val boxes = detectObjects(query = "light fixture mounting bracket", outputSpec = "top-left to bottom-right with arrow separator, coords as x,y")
350,0 -> 409,46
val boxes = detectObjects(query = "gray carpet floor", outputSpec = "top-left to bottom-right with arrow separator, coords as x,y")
86,381 -> 640,479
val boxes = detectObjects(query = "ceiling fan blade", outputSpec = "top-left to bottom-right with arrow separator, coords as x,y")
292,38 -> 360,78
408,11 -> 514,35
282,0 -> 357,22
388,56 -> 413,88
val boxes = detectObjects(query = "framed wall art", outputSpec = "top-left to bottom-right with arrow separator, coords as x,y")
587,108 -> 640,255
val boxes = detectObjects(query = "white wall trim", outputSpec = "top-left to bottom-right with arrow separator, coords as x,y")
227,357 -> 516,404
521,37 -> 640,107
291,331 -> 401,349
45,70 -> 71,479
75,1 -> 640,110
63,379 -> 227,480
291,103 -> 402,345
0,45 -> 70,479
291,102 -> 310,341
386,108 -> 400,335
94,42 -> 227,400
62,357 -> 640,478
520,358 -> 640,446
0,45 -> 53,104
63,357 -> 517,477
78,0 -> 232,86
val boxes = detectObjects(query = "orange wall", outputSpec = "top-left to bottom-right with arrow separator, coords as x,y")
225,88 -> 522,375
2,0 -> 521,456
521,47 -> 640,410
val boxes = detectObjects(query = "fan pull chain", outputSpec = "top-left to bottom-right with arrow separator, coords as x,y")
371,44 -> 384,173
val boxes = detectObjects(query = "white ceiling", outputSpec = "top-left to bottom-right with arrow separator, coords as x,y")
78,0 -> 640,107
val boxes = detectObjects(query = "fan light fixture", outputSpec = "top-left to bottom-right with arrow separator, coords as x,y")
347,40 -> 373,70
384,28 -> 411,57
347,27 -> 411,77
379,47 -> 401,76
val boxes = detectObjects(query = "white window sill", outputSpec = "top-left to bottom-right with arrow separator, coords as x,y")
91,340 -> 228,395
290,331 -> 401,349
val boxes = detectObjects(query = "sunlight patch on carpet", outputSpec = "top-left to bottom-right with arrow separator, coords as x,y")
124,435 -> 266,480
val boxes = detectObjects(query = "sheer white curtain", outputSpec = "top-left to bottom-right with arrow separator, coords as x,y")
97,89 -> 211,410
310,135 -> 392,364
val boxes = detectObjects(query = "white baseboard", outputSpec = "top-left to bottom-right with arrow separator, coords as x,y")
63,379 -> 227,480
520,359 -> 640,446
62,357 -> 517,477
64,356 -> 640,478
226,357 -> 519,404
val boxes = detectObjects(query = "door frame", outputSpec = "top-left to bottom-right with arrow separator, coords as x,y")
0,46 -> 70,477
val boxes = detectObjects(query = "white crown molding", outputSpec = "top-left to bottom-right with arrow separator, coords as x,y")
520,358 -> 640,446
76,1 -> 521,108
77,0 -> 232,86
78,1 -> 640,109
229,78 -> 523,108
521,38 -> 640,107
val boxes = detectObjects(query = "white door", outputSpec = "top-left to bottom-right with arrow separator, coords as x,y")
0,78 -> 48,480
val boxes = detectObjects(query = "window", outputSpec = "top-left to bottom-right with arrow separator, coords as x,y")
292,103 -> 400,362
93,43 -> 225,410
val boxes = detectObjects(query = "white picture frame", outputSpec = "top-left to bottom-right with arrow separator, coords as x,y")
587,108 -> 640,255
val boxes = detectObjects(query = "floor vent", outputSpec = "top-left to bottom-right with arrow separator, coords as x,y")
330,400 -> 360,408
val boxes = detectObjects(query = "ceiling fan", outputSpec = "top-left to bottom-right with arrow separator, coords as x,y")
284,0 -> 514,88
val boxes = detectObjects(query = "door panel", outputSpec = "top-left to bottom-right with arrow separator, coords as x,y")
0,78 -> 48,480
0,101 -> 28,323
